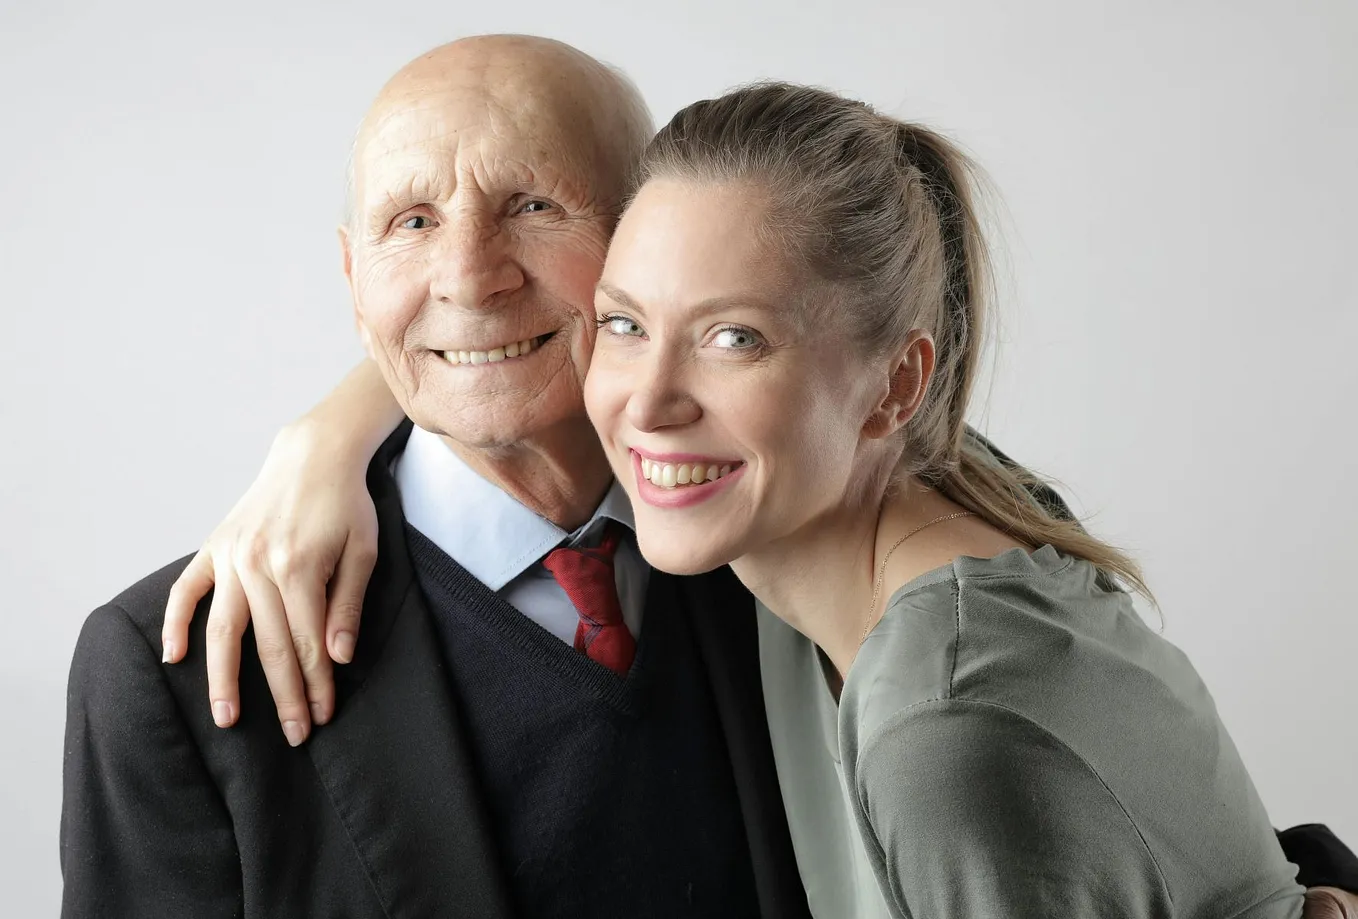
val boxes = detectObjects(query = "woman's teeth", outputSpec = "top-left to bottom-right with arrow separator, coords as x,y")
639,457 -> 735,489
442,336 -> 542,365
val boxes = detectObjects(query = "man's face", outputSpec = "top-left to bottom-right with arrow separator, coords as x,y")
342,80 -> 615,450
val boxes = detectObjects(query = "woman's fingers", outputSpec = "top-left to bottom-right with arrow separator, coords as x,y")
237,564 -> 312,746
326,532 -> 378,664
204,565 -> 251,728
163,548 -> 216,663
1303,887 -> 1358,919
276,566 -> 335,727
156,410 -> 387,737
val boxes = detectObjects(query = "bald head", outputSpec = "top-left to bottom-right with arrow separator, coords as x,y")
346,35 -> 652,227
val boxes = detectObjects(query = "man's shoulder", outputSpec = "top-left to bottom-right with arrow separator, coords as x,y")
108,548 -> 198,619
67,555 -> 210,750
75,552 -> 199,670
110,551 -> 199,609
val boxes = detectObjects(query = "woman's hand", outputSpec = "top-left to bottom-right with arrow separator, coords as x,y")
162,418 -> 379,746
1305,887 -> 1358,919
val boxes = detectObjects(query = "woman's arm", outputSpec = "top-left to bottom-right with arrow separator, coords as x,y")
162,358 -> 402,745
846,698 -> 1358,917
847,699 -> 1179,918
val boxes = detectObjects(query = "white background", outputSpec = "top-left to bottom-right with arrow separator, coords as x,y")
2,0 -> 1354,913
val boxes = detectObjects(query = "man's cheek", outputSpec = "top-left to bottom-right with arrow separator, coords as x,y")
356,268 -> 423,335
354,260 -> 393,302
352,291 -> 410,372
532,239 -> 606,299
577,319 -> 599,357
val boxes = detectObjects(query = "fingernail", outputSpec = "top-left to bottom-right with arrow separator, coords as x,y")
309,702 -> 327,726
282,720 -> 306,747
333,631 -> 356,664
212,700 -> 235,728
161,638 -> 176,663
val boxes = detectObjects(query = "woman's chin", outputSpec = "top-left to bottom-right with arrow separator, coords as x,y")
635,538 -> 734,577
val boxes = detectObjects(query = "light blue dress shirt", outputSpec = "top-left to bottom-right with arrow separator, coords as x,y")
392,424 -> 648,644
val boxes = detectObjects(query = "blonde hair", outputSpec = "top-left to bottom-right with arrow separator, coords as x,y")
637,81 -> 1151,601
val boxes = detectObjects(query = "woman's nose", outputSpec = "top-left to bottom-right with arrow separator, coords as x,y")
624,354 -> 702,433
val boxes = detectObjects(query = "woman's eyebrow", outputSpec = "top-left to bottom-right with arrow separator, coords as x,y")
595,281 -> 644,313
596,280 -> 780,319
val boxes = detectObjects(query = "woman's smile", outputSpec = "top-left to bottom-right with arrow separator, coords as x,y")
630,449 -> 747,508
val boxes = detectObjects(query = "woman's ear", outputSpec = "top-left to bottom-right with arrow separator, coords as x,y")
862,330 -> 936,440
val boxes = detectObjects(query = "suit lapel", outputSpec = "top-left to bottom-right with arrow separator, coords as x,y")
306,422 -> 515,919
683,566 -> 813,919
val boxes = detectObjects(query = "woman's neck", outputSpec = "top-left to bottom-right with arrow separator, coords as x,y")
731,476 -> 1001,682
730,486 -> 899,680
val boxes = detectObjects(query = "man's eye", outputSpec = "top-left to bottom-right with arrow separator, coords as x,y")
519,199 -> 553,214
597,314 -> 645,337
400,215 -> 433,230
712,326 -> 762,350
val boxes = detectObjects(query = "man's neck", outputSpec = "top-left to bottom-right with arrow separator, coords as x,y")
442,420 -> 614,531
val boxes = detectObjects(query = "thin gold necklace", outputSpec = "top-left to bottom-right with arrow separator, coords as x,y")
862,511 -> 976,646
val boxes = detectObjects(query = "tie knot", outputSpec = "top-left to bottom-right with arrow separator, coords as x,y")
541,520 -> 627,624
545,519 -> 623,568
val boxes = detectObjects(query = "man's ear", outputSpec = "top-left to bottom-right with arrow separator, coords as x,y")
862,330 -> 936,441
338,224 -> 354,284
338,225 -> 375,359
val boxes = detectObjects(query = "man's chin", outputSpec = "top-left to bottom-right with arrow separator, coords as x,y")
420,421 -> 540,453
413,405 -> 587,455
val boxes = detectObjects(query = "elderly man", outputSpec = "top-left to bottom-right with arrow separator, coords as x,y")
63,33 -> 1358,919
61,36 -> 802,919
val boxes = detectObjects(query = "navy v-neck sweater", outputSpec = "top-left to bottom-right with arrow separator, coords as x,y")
406,524 -> 761,918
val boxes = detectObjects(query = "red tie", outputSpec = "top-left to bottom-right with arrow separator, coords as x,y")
541,520 -> 636,675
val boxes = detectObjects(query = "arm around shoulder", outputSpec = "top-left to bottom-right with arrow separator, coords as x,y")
63,601 -> 242,918
846,698 -> 1173,919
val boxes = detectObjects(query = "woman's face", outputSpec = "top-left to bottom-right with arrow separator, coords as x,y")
584,177 -> 889,575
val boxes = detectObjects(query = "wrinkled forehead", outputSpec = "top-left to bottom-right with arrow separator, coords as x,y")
354,81 -> 600,213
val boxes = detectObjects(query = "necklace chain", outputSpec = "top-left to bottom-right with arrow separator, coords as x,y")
862,511 -> 976,646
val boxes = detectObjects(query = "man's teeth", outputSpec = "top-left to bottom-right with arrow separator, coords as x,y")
443,337 -> 540,365
639,458 -> 736,489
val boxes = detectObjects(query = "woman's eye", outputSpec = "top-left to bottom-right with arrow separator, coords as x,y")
712,327 -> 762,350
400,214 -> 433,230
599,314 -> 645,337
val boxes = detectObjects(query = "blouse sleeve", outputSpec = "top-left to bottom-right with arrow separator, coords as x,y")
846,697 -> 1174,919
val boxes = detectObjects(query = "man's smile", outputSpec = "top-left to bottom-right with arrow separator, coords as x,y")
438,332 -> 557,366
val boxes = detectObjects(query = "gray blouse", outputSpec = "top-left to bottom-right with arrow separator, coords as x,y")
758,545 -> 1304,919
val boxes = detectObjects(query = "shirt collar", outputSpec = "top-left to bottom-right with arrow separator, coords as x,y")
393,424 -> 635,589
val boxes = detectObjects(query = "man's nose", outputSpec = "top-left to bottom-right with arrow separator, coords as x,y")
428,213 -> 525,309
625,351 -> 702,433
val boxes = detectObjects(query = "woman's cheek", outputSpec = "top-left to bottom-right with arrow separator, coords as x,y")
584,358 -> 627,432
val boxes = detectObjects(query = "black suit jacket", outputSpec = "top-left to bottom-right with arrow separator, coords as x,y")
61,422 -> 810,919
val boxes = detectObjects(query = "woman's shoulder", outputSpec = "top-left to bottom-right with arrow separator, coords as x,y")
843,544 -> 1190,760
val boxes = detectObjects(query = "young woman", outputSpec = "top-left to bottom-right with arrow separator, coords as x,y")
164,83 -> 1309,917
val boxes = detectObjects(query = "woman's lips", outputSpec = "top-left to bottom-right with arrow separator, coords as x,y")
630,450 -> 745,508
638,455 -> 740,488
